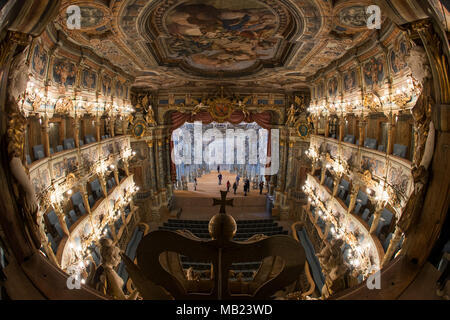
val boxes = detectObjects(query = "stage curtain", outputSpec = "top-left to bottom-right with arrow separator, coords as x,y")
170,111 -> 272,131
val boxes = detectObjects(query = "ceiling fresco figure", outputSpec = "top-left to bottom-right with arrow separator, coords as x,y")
165,0 -> 279,71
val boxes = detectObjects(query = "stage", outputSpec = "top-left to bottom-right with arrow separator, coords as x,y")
173,171 -> 269,220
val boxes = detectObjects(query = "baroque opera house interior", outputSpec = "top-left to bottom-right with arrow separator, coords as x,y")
0,0 -> 450,303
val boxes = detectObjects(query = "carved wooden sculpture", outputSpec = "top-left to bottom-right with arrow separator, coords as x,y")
398,46 -> 436,235
6,48 -> 41,250
90,238 -> 139,300
122,191 -> 306,300
316,238 -> 351,298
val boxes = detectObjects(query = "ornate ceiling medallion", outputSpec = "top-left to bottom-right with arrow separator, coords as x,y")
142,0 -> 297,79
59,1 -> 111,32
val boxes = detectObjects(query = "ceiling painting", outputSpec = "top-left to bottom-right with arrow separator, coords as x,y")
52,0 -> 380,90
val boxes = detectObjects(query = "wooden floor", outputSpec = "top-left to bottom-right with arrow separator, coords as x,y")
172,171 -> 269,221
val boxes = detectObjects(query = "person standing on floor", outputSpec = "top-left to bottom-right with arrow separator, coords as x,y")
217,165 -> 220,173
245,178 -> 250,194
236,174 -> 240,187
194,177 -> 197,191
259,181 -> 264,195
218,173 -> 222,185
226,180 -> 231,192
233,182 -> 237,194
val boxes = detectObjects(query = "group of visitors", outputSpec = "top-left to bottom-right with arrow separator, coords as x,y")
187,169 -> 265,196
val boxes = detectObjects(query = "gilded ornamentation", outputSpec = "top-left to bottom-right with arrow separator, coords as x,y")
7,96 -> 41,249
90,238 -> 139,300
236,96 -> 251,119
144,105 -> 156,126
357,170 -> 378,190
206,96 -> 235,123
55,96 -> 74,114
316,238 -> 350,298
363,92 -> 382,112
286,104 -> 297,126
191,102 -> 207,116
411,20 -> 450,104
0,31 -> 30,67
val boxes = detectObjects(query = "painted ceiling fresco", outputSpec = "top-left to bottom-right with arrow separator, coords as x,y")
165,0 -> 279,71
54,0 -> 379,89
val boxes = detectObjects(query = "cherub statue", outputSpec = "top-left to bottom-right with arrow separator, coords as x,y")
91,238 -> 139,300
286,104 -> 297,126
237,98 -> 250,119
191,102 -> 206,116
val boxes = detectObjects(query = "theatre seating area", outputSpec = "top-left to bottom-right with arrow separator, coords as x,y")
324,175 -> 334,191
44,179 -> 123,255
159,219 -> 288,280
101,134 -> 111,140
393,144 -> 408,158
63,138 -> 76,150
84,135 -> 97,144
32,145 -> 45,161
90,179 -> 104,200
337,179 -> 350,201
363,138 -> 378,150
343,134 -> 355,144
160,219 -> 287,241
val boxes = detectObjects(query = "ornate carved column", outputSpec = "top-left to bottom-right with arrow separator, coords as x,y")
113,168 -> 120,185
98,174 -> 107,197
73,117 -> 80,148
95,116 -> 101,142
313,117 -> 319,135
332,176 -> 341,197
122,157 -> 130,176
279,132 -> 289,192
147,141 -> 157,191
381,227 -> 403,267
155,139 -> 164,190
324,116 -> 330,137
122,118 -> 128,135
339,116 -> 345,141
165,137 -> 172,189
386,122 -> 394,154
79,184 -> 92,216
369,203 -> 384,234
52,202 -> 70,237
285,141 -> 294,192
358,119 -> 366,147
320,167 -> 326,185
41,116 -> 50,157
347,184 -> 360,213
109,117 -> 115,137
